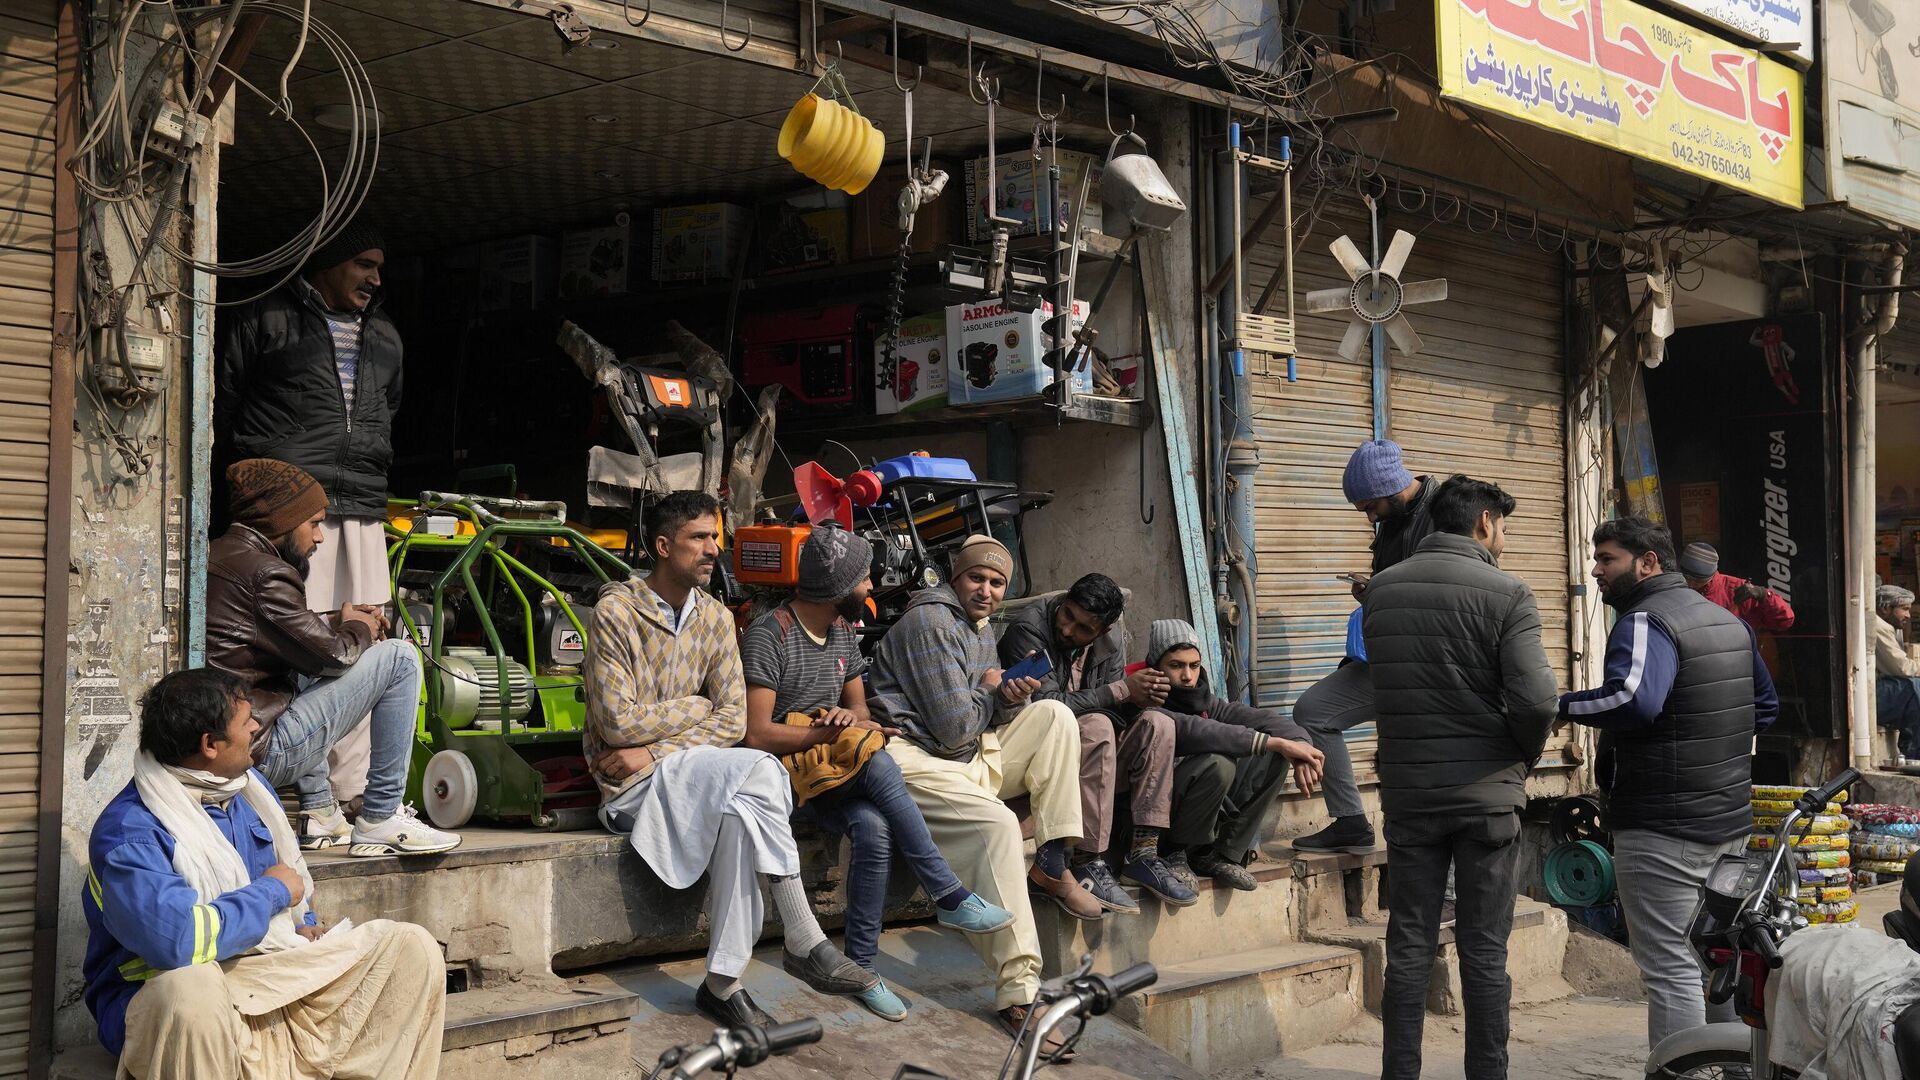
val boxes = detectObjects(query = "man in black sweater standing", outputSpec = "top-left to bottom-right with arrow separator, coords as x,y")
1364,476 -> 1558,1080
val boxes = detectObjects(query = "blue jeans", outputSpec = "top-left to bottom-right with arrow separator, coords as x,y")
807,749 -> 964,969
1881,676 -> 1920,757
259,638 -> 420,820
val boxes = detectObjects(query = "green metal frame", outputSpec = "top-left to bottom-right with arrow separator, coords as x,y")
386,494 -> 629,825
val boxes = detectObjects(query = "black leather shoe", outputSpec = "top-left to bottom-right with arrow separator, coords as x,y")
782,940 -> 878,996
695,982 -> 776,1028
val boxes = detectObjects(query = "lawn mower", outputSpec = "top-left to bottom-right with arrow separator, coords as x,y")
387,491 -> 630,830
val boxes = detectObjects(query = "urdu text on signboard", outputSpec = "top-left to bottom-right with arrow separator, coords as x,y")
1435,0 -> 1805,208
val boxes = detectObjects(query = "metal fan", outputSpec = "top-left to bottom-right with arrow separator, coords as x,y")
1303,206 -> 1448,361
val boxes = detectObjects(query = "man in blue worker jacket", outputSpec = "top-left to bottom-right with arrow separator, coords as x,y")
82,667 -> 446,1078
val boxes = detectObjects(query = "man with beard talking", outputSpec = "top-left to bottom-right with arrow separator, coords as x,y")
205,459 -> 461,856
1561,515 -> 1777,1048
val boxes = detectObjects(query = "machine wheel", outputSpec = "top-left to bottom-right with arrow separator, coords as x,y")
1544,840 -> 1617,906
1654,1049 -> 1767,1079
423,750 -> 478,829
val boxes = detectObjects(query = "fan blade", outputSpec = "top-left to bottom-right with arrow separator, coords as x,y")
1329,235 -> 1370,282
1303,286 -> 1351,313
1379,230 -> 1416,279
1384,313 -> 1424,355
1337,318 -> 1371,360
1400,278 -> 1448,306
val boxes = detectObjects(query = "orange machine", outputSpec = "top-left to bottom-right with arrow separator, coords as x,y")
733,522 -> 811,587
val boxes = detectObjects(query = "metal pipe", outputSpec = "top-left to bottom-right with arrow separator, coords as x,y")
1850,244 -> 1902,768
1224,122 -> 1260,703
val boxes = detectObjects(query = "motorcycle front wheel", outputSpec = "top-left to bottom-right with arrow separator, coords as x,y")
1656,1048 -> 1793,1079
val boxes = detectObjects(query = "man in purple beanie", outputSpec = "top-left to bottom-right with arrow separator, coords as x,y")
1292,439 -> 1436,858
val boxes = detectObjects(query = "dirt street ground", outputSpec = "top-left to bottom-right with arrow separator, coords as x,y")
1231,995 -> 1650,1080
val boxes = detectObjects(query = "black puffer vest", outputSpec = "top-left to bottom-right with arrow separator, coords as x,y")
1599,573 -> 1756,842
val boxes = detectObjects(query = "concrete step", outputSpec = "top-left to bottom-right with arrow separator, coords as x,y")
1304,897 -> 1574,1016
1111,941 -> 1365,1075
1033,859 -> 1298,976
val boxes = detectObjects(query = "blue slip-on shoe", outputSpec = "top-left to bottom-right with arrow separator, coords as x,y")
935,892 -> 1016,935
1123,852 -> 1199,907
855,977 -> 909,1022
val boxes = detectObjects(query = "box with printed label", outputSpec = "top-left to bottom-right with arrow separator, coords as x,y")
651,202 -> 750,282
757,205 -> 848,274
450,234 -> 557,310
963,148 -> 1103,243
944,299 -> 1090,405
558,224 -> 633,298
874,312 -> 947,415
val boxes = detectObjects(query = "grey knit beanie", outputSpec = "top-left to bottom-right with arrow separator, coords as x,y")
1678,542 -> 1720,579
1342,440 -> 1415,503
1146,618 -> 1203,667
796,523 -> 871,603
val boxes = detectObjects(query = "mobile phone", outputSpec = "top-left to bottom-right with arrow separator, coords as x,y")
1004,651 -> 1054,682
1336,573 -> 1368,586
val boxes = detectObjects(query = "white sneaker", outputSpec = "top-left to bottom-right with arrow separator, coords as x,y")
349,805 -> 462,857
300,804 -> 353,850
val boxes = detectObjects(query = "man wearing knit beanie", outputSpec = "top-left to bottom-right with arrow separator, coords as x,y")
1677,541 -> 1796,633
865,535 -> 1102,1053
217,219 -> 401,813
739,523 -> 1014,1020
1110,619 -> 1324,894
1294,439 -> 1438,858
205,459 -> 460,857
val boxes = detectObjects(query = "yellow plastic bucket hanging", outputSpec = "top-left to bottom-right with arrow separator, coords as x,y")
778,93 -> 884,195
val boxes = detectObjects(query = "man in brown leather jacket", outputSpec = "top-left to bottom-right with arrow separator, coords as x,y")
206,459 -> 459,857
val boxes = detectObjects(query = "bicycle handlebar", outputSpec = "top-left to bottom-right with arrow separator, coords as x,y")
1799,768 -> 1860,815
761,1019 -> 824,1056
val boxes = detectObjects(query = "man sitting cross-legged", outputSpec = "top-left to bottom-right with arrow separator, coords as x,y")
82,667 -> 446,1079
739,523 -> 1014,1021
867,535 -> 1100,1055
1119,620 -> 1325,892
997,573 -> 1195,911
206,458 -> 459,857
585,491 -> 875,1028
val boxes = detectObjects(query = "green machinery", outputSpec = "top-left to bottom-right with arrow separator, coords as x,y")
386,492 -> 630,830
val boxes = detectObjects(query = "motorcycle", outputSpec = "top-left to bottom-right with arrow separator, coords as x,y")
1643,767 -> 1920,1079
648,959 -> 1157,1080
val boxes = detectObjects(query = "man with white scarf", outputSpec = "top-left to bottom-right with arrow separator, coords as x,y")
82,667 -> 445,1078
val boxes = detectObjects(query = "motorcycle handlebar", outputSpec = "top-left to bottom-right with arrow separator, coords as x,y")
1798,768 -> 1860,814
760,1019 -> 823,1056
1097,964 -> 1159,1005
1743,921 -> 1782,970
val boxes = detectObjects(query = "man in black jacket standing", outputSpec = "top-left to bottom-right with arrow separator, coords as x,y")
1561,516 -> 1777,1049
1365,476 -> 1557,1080
217,222 -> 402,817
998,574 -> 1193,910
1294,439 -> 1438,854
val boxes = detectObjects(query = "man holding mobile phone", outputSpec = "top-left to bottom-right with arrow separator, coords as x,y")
999,574 -> 1195,911
1294,440 -> 1438,859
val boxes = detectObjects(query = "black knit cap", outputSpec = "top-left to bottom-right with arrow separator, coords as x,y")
303,220 -> 386,273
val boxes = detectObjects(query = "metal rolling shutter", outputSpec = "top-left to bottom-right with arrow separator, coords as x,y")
0,2 -> 56,1071
1245,204 -> 1570,784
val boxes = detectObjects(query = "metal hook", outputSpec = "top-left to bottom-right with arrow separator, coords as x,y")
805,0 -> 844,70
1102,65 -> 1133,138
965,29 -> 999,105
621,0 -> 650,27
719,0 -> 752,52
1035,54 -> 1063,122
890,10 -> 921,92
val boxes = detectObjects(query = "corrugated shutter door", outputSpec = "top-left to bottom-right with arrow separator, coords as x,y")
1246,205 -> 1570,784
0,2 -> 55,1072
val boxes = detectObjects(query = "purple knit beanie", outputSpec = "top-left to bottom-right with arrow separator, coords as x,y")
1342,439 -> 1415,503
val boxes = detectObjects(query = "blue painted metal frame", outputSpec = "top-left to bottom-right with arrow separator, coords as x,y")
186,173 -> 215,665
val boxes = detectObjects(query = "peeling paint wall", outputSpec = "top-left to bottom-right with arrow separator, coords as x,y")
51,11 -> 192,1051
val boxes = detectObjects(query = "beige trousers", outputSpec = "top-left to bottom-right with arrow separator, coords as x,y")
885,699 -> 1083,1009
116,920 -> 445,1080
305,517 -> 395,807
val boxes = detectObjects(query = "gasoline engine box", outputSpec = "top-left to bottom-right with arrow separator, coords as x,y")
453,234 -> 556,310
651,202 -> 750,282
874,312 -> 947,415
848,159 -> 961,261
963,148 -> 1103,244
558,224 -> 633,298
757,204 -> 848,275
944,298 -> 1090,405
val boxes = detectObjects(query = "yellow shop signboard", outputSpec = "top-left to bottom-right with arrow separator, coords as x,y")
1435,0 -> 1804,208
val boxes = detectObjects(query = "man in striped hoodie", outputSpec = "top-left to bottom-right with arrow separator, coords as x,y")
585,491 -> 873,1028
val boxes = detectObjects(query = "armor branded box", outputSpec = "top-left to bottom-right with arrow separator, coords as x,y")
944,299 -> 1090,405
